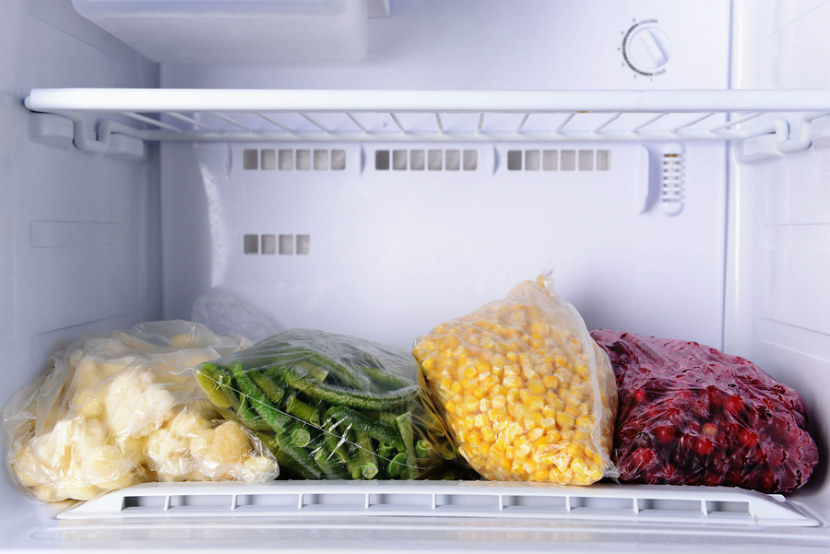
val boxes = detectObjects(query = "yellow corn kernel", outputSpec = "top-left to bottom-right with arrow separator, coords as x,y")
527,379 -> 545,395
503,375 -> 522,389
541,417 -> 557,429
574,430 -> 590,442
576,414 -> 594,428
546,429 -> 561,442
556,412 -> 574,429
542,374 -> 559,389
566,442 -> 582,458
481,426 -> 495,443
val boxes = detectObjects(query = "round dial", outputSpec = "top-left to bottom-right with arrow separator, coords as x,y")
622,20 -> 671,77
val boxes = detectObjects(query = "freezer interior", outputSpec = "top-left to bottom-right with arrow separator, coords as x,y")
1,0 -> 828,551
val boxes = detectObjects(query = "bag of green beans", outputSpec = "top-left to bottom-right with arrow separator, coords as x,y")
194,328 -> 457,480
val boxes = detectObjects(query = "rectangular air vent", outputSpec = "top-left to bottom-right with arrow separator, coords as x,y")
243,234 -> 309,255
244,148 -> 345,171
507,149 -> 610,172
375,148 -> 478,171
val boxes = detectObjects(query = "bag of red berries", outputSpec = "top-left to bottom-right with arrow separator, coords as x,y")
591,329 -> 818,493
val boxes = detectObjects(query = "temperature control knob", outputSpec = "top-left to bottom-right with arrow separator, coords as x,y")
623,22 -> 671,76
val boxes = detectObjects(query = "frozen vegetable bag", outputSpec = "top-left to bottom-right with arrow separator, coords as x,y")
413,275 -> 618,484
195,328 -> 456,480
2,321 -> 278,503
591,329 -> 819,493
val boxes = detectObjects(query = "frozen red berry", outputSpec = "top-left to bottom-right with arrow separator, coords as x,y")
724,394 -> 745,415
694,437 -> 715,456
739,429 -> 758,448
654,425 -> 677,444
630,447 -> 657,469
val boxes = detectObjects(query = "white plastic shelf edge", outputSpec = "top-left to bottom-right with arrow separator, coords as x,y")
22,88 -> 830,148
24,89 -> 830,112
59,481 -> 820,527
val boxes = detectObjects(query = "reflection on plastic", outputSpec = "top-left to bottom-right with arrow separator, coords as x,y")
191,287 -> 282,343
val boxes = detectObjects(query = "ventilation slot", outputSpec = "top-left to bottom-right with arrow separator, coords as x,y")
375,149 -> 477,171
660,150 -> 685,216
243,234 -> 310,255
168,495 -> 233,510
507,149 -> 610,171
244,148 -> 345,171
122,496 -> 166,512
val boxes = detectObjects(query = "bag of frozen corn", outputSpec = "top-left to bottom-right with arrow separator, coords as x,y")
413,275 -> 618,485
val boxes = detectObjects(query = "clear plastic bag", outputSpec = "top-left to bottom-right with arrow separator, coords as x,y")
195,328 -> 457,480
3,320 -> 279,503
591,329 -> 819,493
413,275 -> 618,484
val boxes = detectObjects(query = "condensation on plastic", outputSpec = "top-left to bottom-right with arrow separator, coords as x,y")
2,320 -> 278,503
413,275 -> 618,485
195,328 -> 457,480
591,329 -> 819,494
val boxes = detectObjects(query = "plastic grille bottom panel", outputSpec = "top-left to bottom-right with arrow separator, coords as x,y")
59,481 -> 820,527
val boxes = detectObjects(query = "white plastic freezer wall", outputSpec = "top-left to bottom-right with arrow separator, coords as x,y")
0,0 -> 828,552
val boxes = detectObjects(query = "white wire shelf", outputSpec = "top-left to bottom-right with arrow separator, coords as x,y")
23,88 -> 830,148
59,481 -> 820,528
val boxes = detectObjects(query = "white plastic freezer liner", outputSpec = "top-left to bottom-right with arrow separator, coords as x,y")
2,0 -> 829,552
159,141 -> 730,348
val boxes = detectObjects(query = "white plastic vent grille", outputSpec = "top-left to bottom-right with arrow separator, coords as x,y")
23,89 -> 829,151
374,148 -> 478,171
506,148 -> 610,171
243,234 -> 309,255
242,148 -> 346,171
59,481 -> 820,527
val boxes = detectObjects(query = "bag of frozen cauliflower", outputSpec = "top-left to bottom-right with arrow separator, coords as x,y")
2,320 -> 278,503
413,275 -> 618,484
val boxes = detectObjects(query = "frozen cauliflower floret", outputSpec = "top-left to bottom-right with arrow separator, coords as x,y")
206,421 -> 252,465
145,409 -> 278,483
12,418 -> 143,503
6,321 -> 274,503
70,356 -> 139,410
104,367 -> 177,445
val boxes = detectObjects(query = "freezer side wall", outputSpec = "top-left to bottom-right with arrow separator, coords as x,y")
0,0 -> 160,544
726,0 -> 830,521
